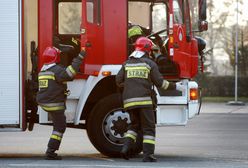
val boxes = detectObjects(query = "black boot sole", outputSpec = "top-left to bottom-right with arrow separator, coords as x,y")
45,155 -> 62,160
142,157 -> 157,162
120,152 -> 129,160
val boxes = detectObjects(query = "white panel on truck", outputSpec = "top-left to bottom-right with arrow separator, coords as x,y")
0,0 -> 21,125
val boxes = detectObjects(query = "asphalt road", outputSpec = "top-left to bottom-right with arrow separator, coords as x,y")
0,102 -> 248,168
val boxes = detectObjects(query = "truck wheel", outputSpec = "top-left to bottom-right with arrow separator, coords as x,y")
86,93 -> 142,157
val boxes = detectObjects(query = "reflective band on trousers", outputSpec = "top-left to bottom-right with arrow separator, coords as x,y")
41,105 -> 65,112
125,130 -> 137,141
40,103 -> 65,112
125,134 -> 136,141
124,100 -> 153,109
143,135 -> 155,144
127,130 -> 138,137
51,134 -> 62,141
52,131 -> 63,137
124,97 -> 152,104
143,139 -> 155,144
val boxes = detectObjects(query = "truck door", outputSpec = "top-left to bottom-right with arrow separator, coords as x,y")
81,0 -> 103,75
0,0 -> 23,130
172,0 -> 193,78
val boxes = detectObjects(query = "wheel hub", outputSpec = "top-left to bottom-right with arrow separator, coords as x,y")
103,110 -> 130,145
111,117 -> 129,137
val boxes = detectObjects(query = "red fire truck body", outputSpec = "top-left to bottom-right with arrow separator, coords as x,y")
0,0 -> 207,157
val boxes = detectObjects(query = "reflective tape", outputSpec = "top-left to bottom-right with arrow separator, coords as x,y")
125,134 -> 136,141
41,106 -> 65,111
127,130 -> 138,137
52,131 -> 63,137
124,97 -> 152,104
143,135 -> 155,144
162,80 -> 169,90
125,66 -> 150,71
66,65 -> 76,78
66,67 -> 74,78
125,63 -> 151,69
38,75 -> 55,80
39,71 -> 55,75
143,135 -> 155,140
40,102 -> 65,107
124,100 -> 153,109
51,134 -> 62,141
143,139 -> 155,144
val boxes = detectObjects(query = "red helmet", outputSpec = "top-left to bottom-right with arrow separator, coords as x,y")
134,37 -> 153,53
42,46 -> 61,64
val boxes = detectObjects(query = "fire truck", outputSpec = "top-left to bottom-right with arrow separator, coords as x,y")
0,0 -> 207,157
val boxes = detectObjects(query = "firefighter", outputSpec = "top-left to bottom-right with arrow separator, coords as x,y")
116,37 -> 183,162
36,46 -> 86,160
128,23 -> 163,60
128,23 -> 150,55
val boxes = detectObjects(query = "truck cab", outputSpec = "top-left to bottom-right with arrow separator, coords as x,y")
0,0 -> 207,157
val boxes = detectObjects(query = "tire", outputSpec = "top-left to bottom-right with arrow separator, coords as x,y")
86,93 -> 142,157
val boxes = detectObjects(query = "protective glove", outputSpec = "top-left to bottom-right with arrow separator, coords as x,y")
176,82 -> 184,91
78,49 -> 86,59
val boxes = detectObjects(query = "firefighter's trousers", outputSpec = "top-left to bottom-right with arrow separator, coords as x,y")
47,110 -> 66,151
127,107 -> 156,157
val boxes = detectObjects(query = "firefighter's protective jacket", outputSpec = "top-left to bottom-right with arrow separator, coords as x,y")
116,54 -> 175,110
36,55 -> 83,112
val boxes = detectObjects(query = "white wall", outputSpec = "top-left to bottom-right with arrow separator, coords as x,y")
24,0 -> 38,76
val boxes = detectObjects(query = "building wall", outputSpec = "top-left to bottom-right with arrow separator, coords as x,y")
24,0 -> 37,75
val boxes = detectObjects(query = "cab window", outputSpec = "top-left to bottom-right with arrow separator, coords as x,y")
86,0 -> 101,25
58,2 -> 82,34
128,2 -> 150,29
188,0 -> 198,30
173,0 -> 184,24
152,3 -> 167,36
184,0 -> 191,40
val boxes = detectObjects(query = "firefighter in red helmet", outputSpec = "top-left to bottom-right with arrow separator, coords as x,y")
116,37 -> 184,162
36,46 -> 86,160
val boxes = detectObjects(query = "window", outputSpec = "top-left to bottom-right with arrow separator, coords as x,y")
87,0 -> 101,25
188,0 -> 198,30
128,2 -> 150,29
58,2 -> 82,34
184,0 -> 191,40
152,3 -> 167,34
173,0 -> 183,24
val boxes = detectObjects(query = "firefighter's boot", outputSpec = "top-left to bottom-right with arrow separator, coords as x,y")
45,130 -> 64,160
142,143 -> 157,162
120,138 -> 135,160
142,154 -> 157,162
45,148 -> 62,160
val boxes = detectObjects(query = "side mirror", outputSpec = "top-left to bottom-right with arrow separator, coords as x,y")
198,20 -> 208,31
198,0 -> 207,31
